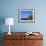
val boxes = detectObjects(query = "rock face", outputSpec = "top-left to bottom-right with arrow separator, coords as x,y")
28,15 -> 33,20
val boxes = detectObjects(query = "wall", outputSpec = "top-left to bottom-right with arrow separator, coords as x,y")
0,0 -> 46,46
0,0 -> 46,32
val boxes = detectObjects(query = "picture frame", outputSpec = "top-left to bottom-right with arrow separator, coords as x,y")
18,9 -> 35,23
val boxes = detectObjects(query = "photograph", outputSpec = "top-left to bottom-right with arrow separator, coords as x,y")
18,9 -> 35,23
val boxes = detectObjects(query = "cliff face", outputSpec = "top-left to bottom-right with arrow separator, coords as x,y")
28,16 -> 33,20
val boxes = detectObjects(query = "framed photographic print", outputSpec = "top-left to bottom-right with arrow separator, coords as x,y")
18,9 -> 35,23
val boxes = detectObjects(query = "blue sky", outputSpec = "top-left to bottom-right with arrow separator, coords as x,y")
21,11 -> 32,18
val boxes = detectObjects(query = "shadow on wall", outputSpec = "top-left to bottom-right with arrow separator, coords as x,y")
0,16 -> 5,46
0,15 -> 5,32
